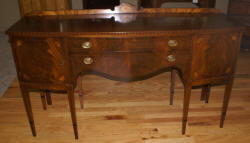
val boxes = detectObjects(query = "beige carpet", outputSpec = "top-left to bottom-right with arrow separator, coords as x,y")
0,32 -> 16,97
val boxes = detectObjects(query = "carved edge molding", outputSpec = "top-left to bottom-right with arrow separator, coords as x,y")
6,28 -> 243,38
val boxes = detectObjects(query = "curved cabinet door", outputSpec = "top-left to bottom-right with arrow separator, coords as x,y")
12,38 -> 68,84
191,33 -> 241,83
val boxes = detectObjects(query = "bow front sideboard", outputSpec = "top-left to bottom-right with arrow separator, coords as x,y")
6,8 -> 243,139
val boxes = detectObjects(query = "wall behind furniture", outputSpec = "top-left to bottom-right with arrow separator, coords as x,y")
0,0 -> 20,32
216,0 -> 229,14
75,0 -> 229,13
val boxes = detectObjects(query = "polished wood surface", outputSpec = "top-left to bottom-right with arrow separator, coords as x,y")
24,7 -> 220,16
6,8 -> 243,139
18,0 -> 72,16
0,51 -> 250,143
7,11 -> 239,36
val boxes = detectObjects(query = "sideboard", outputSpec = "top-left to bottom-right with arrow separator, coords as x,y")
6,7 -> 243,139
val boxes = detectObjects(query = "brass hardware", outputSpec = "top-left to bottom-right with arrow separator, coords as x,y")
83,57 -> 93,65
167,55 -> 176,62
232,36 -> 237,41
81,42 -> 92,49
168,40 -> 178,47
59,60 -> 64,66
55,41 -> 61,47
16,40 -> 23,47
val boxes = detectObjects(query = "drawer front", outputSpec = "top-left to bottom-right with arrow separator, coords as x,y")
68,36 -> 191,54
70,50 -> 191,80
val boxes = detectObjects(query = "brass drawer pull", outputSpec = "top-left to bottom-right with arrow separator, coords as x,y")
16,40 -> 23,47
59,60 -> 64,66
168,40 -> 178,47
81,42 -> 92,49
83,57 -> 93,65
167,55 -> 176,62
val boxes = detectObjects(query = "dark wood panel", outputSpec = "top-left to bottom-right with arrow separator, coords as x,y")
191,33 -> 241,81
68,36 -> 190,54
12,38 -> 68,84
70,51 -> 191,81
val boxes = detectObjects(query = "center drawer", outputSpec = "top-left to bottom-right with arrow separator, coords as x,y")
70,50 -> 191,80
68,36 -> 191,54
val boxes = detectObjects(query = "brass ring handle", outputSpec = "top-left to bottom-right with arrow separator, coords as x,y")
59,60 -> 64,66
168,40 -> 178,47
167,55 -> 176,62
16,40 -> 23,47
81,42 -> 92,49
83,57 -> 93,65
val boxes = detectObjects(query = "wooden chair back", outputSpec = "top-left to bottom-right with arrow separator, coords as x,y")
18,0 -> 72,16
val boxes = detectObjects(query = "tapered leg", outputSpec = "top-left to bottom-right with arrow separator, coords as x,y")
40,92 -> 47,110
200,87 -> 206,101
77,76 -> 84,109
201,85 -> 211,103
220,77 -> 234,128
170,70 -> 176,105
205,85 -> 211,104
68,87 -> 78,139
182,85 -> 192,135
20,86 -> 36,136
45,91 -> 52,105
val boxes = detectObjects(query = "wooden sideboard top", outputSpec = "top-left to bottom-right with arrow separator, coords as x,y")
6,8 -> 243,37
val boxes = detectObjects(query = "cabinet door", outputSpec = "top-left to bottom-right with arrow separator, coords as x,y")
191,33 -> 241,81
13,38 -> 67,84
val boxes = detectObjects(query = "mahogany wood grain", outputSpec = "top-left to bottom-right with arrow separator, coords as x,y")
20,85 -> 36,136
77,76 -> 84,109
6,8 -> 244,139
200,86 -> 206,101
182,84 -> 192,134
67,86 -> 78,139
205,85 -> 211,103
40,91 -> 47,110
170,69 -> 175,105
200,85 -> 210,103
139,1 -> 214,106
220,76 -> 234,128
25,7 -> 220,16
45,91 -> 52,105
